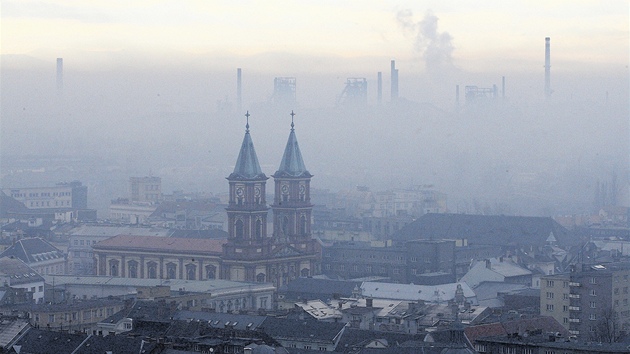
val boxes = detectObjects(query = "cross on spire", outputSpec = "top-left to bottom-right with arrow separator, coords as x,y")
290,110 -> 295,130
245,111 -> 250,132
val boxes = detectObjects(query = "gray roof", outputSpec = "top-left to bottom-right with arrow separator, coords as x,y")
42,275 -> 275,295
174,310 -> 266,331
0,237 -> 64,264
229,128 -> 266,180
261,317 -> 346,343
273,126 -> 311,178
0,256 -> 43,285
393,213 -> 574,247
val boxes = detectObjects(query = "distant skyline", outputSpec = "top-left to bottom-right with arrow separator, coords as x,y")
2,1 -> 628,73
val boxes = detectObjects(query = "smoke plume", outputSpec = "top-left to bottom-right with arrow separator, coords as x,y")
396,9 -> 456,72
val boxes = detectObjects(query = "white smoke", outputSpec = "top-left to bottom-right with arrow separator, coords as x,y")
396,9 -> 456,73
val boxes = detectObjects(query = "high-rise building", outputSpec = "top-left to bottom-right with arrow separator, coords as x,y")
541,262 -> 630,341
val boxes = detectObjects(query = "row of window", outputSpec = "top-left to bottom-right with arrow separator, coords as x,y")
35,307 -> 116,323
73,239 -> 97,246
30,200 -> 71,207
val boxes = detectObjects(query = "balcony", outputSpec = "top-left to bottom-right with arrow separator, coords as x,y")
569,318 -> 580,323
569,282 -> 581,287
569,294 -> 580,299
569,306 -> 580,311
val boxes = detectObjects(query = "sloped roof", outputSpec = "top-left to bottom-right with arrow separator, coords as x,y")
282,277 -> 360,300
464,316 -> 569,345
229,129 -> 266,180
174,310 -> 267,331
393,213 -> 574,246
12,327 -> 88,354
261,316 -> 346,343
0,256 -> 43,285
360,281 -> 477,304
0,192 -> 28,217
273,126 -> 311,178
92,234 -> 226,254
73,334 -> 156,354
0,237 -> 64,264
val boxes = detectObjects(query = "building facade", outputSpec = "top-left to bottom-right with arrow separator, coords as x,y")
221,115 -> 320,287
541,262 -> 630,341
2,181 -> 87,209
93,114 -> 320,289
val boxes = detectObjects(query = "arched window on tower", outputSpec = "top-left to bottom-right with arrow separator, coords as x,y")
282,216 -> 289,236
255,219 -> 262,239
256,273 -> 266,282
300,215 -> 307,236
235,219 -> 244,239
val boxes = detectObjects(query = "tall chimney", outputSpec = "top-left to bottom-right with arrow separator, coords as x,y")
56,58 -> 63,96
390,60 -> 398,101
455,84 -> 460,109
544,37 -> 551,98
237,68 -> 242,113
377,72 -> 382,105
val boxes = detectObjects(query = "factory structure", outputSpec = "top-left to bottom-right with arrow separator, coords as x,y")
230,37 -> 552,111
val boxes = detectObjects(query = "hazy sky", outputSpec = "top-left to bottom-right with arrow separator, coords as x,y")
2,0 -> 628,73
1,1 -> 628,216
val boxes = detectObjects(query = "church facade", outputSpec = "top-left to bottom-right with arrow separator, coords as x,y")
221,113 -> 320,287
92,113 -> 320,289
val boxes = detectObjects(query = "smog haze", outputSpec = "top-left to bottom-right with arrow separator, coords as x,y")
1,0 -> 628,217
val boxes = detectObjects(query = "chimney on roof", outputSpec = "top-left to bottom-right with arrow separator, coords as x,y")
366,298 -> 373,308
485,259 -> 491,269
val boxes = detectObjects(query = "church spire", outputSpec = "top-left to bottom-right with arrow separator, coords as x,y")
230,111 -> 266,180
275,111 -> 312,178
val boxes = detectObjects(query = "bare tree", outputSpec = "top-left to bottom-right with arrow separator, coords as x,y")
593,308 -> 619,343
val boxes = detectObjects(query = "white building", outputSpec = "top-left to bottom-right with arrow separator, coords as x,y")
0,256 -> 45,303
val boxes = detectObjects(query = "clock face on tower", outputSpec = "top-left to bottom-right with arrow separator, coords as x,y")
236,187 -> 244,197
281,184 -> 289,194
299,184 -> 305,194
254,187 -> 261,197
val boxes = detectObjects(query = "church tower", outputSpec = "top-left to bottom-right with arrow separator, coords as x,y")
222,112 -> 270,281
271,112 -> 319,261
222,111 -> 320,287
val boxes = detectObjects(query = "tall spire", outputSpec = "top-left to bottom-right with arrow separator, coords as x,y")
230,111 -> 266,179
275,111 -> 311,178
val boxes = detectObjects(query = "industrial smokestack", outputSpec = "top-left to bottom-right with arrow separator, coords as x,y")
455,85 -> 460,109
544,37 -> 551,98
237,68 -> 242,113
56,58 -> 63,95
390,60 -> 398,101
377,72 -> 382,105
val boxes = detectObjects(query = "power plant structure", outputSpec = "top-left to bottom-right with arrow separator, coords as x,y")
336,78 -> 367,106
544,37 -> 552,98
390,60 -> 399,101
56,58 -> 63,96
237,68 -> 242,113
377,72 -> 382,105
272,77 -> 296,106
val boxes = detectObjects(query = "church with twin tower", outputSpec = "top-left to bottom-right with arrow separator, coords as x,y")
221,112 -> 320,287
